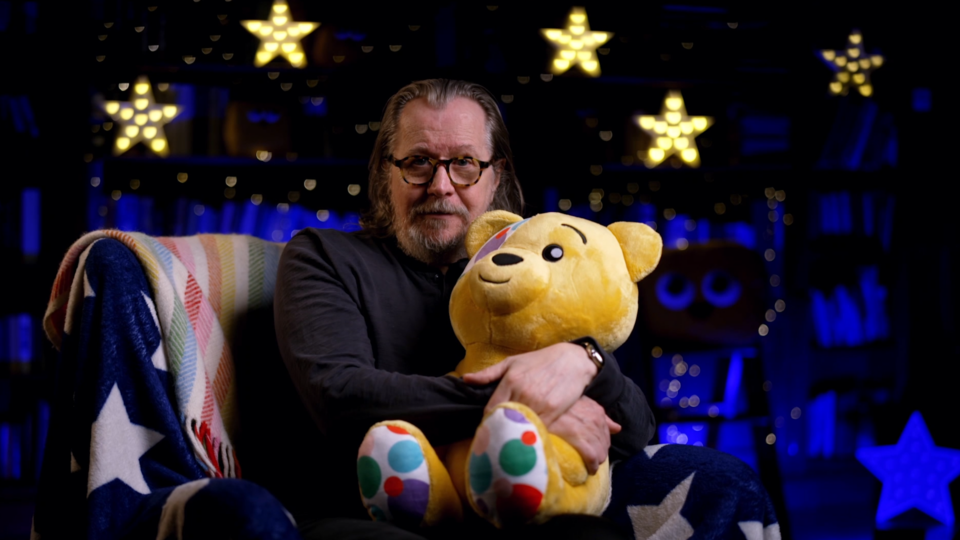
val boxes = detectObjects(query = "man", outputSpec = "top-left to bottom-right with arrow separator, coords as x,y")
274,79 -> 655,539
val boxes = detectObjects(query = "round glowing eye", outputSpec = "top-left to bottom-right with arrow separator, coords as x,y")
655,272 -> 695,311
542,244 -> 564,262
701,270 -> 741,308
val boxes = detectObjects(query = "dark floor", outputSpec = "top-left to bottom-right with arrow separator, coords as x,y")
783,461 -> 876,540
0,487 -> 35,540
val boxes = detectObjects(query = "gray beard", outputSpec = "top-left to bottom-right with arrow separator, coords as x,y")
394,200 -> 470,266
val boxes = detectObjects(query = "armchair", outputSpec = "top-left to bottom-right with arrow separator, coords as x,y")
32,231 -> 781,539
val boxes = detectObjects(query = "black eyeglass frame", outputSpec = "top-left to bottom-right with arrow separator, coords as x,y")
389,155 -> 493,187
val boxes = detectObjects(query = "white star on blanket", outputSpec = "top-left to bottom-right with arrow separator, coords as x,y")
627,472 -> 696,539
627,444 -> 781,540
88,383 -> 164,496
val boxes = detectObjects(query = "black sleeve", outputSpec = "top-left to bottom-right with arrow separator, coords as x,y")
577,337 -> 656,460
273,232 -> 493,447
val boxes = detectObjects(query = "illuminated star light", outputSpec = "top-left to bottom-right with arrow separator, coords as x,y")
856,411 -> 960,527
818,30 -> 884,97
102,76 -> 180,157
636,91 -> 713,168
241,0 -> 318,68
541,7 -> 612,77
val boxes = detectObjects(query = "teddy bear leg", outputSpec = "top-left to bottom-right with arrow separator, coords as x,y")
466,402 -> 612,528
357,420 -> 463,527
466,402 -> 553,527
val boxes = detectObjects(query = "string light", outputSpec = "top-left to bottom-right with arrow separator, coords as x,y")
540,7 -> 612,77
818,30 -> 884,97
102,76 -> 180,157
241,0 -> 319,68
636,91 -> 713,168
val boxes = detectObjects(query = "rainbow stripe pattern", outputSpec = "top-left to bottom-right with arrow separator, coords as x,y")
43,230 -> 283,478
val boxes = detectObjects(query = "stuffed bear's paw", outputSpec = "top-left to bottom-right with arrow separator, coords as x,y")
468,403 -> 549,527
357,422 -> 432,527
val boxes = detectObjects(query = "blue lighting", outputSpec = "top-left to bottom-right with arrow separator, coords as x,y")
716,420 -> 758,472
23,1 -> 36,34
0,1 -> 11,32
543,188 -> 559,212
810,265 -> 889,348
115,194 -> 139,232
912,88 -> 932,112
722,222 -> 755,249
246,110 -> 282,124
721,350 -> 743,418
661,214 -> 689,250
15,313 -> 32,363
333,31 -> 366,41
21,188 -> 40,257
303,97 -> 327,117
856,411 -> 960,528
807,391 -> 836,458
739,115 -> 790,156
658,422 -> 708,446
238,201 -> 259,236
663,4 -> 726,13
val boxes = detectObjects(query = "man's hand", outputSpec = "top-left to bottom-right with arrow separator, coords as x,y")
548,396 -> 621,474
462,342 -> 597,426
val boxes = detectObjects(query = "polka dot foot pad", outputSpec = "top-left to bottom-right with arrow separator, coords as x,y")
468,406 -> 548,527
357,424 -> 431,526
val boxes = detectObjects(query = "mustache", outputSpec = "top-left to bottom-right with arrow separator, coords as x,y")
409,199 -> 470,220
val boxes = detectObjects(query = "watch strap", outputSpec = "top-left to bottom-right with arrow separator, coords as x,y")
577,339 -> 604,371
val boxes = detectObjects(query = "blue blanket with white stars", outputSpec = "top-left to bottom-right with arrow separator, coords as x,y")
31,238 -> 298,540
605,443 -> 781,539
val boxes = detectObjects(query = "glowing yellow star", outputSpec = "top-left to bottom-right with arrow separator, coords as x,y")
541,7 -> 612,77
241,0 -> 318,68
819,30 -> 883,97
102,76 -> 180,157
636,91 -> 713,168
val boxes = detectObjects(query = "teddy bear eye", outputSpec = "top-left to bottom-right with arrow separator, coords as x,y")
542,244 -> 564,262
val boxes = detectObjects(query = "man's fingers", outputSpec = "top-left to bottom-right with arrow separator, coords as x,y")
463,359 -> 510,385
483,384 -> 514,414
606,416 -> 622,434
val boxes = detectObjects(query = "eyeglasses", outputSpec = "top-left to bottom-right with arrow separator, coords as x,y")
390,155 -> 492,186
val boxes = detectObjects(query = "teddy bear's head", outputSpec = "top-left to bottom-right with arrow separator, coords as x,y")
450,211 -> 662,354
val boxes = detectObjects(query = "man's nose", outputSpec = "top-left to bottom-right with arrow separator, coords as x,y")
426,164 -> 456,197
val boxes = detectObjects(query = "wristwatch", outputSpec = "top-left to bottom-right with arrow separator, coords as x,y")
578,339 -> 604,371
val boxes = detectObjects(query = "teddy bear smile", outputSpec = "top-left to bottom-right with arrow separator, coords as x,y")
479,274 -> 511,284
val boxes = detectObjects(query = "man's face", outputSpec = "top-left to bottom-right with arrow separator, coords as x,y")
389,97 -> 501,266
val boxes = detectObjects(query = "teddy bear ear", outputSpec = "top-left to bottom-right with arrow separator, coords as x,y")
607,222 -> 663,283
466,210 -> 524,258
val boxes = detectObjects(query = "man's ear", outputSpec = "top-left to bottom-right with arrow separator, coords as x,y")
466,210 -> 524,258
607,222 -> 663,282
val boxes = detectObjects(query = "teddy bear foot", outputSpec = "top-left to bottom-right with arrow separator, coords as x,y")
357,421 -> 434,527
468,403 -> 549,527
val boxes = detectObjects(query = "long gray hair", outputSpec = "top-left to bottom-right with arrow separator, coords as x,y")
360,79 -> 524,236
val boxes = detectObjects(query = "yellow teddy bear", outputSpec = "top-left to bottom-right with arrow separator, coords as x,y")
357,210 -> 662,528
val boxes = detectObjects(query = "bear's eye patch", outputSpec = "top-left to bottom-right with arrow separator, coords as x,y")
542,244 -> 564,262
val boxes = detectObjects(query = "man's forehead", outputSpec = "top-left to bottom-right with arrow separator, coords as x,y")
395,97 -> 489,155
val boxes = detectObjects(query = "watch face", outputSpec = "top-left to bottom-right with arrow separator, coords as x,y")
584,343 -> 603,367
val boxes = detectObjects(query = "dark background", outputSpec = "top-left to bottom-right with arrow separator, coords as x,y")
1,1 -> 955,538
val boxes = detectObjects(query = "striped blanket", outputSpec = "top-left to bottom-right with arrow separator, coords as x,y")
43,230 -> 283,478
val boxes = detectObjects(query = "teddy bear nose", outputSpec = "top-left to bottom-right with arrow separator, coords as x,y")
492,253 -> 524,266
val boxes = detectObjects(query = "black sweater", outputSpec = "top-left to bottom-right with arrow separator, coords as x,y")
272,227 -> 655,520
